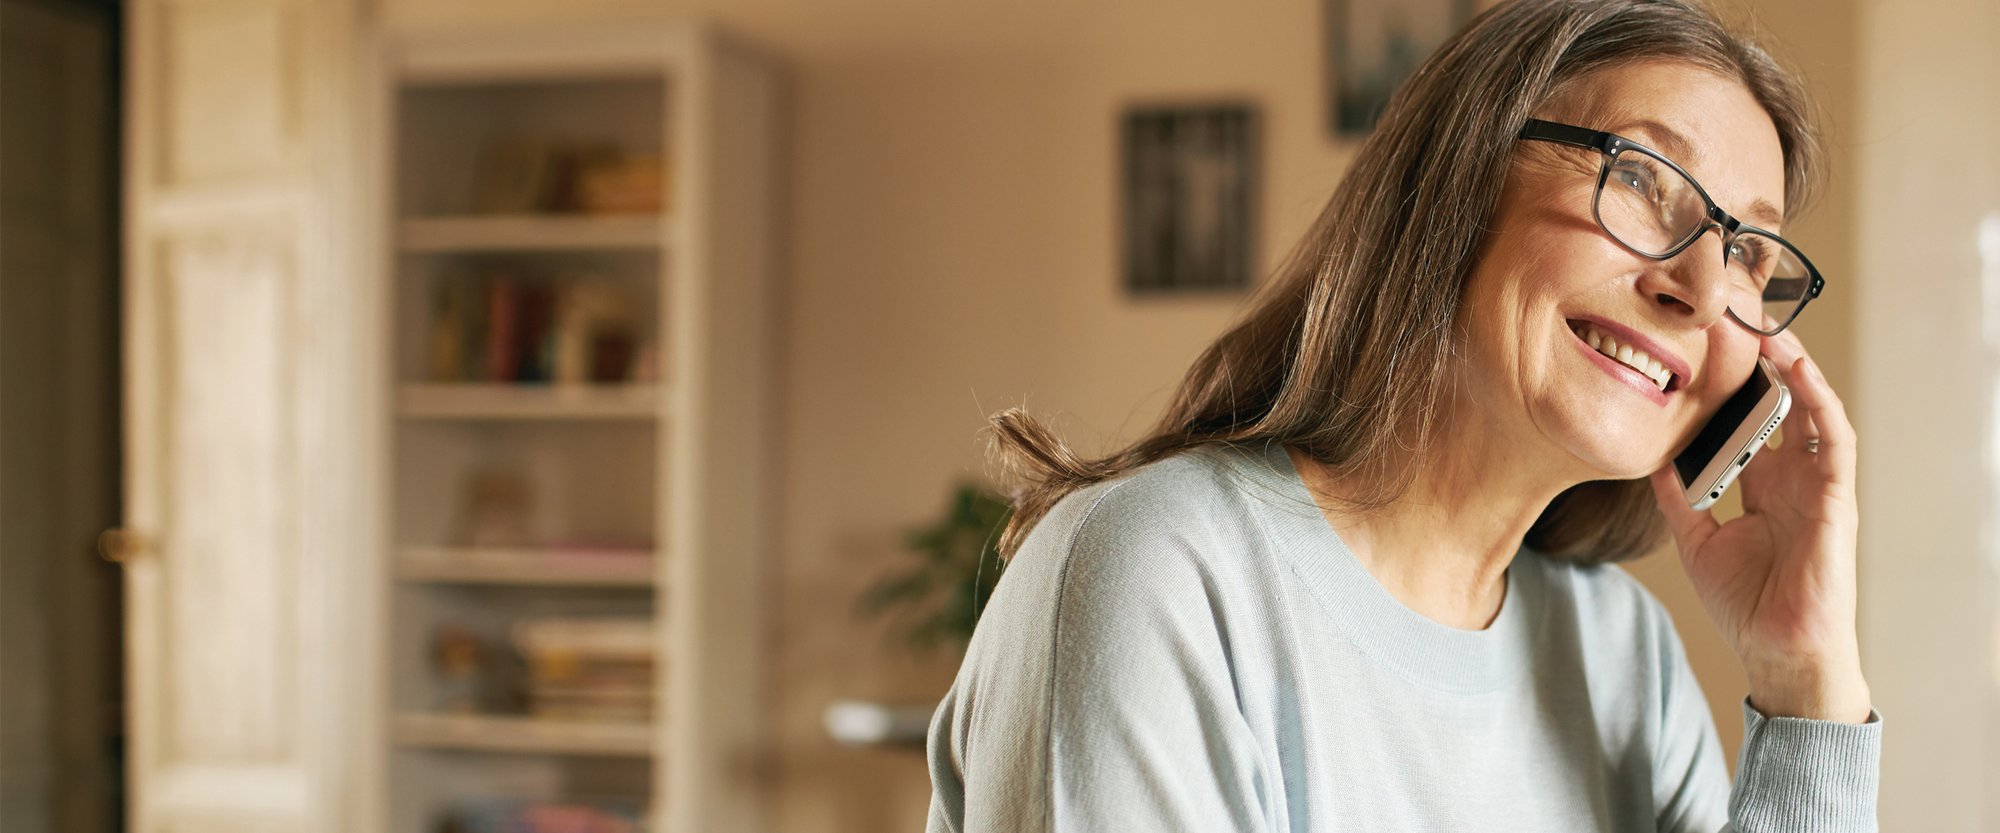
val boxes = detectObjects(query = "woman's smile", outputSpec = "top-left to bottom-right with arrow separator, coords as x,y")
1563,317 -> 1677,406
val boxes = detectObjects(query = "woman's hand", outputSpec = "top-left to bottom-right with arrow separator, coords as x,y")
1646,329 -> 1873,723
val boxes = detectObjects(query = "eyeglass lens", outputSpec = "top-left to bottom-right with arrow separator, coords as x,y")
1594,149 -> 1811,334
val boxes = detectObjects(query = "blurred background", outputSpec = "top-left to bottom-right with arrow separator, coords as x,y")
1,0 -> 1994,831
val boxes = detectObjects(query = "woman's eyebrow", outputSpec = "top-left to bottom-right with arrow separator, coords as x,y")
1620,119 -> 1785,227
1618,119 -> 1703,166
1740,197 -> 1784,228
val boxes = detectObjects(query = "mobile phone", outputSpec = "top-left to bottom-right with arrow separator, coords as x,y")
1673,355 -> 1790,510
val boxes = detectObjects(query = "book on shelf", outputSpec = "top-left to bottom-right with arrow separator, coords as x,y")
512,616 -> 658,722
473,133 -> 668,216
428,274 -> 648,386
428,278 -> 469,382
517,283 -> 556,383
484,276 -> 518,382
512,616 -> 656,660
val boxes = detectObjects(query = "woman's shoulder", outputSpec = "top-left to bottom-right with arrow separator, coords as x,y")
1036,442 -> 1273,549
1001,443 -> 1279,596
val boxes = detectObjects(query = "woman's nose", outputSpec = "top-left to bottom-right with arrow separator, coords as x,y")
1639,225 -> 1735,325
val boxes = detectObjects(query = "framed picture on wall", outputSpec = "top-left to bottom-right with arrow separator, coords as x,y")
1326,0 -> 1475,135
1120,103 -> 1259,294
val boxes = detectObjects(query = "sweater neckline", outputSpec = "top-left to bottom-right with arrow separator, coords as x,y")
1211,439 -> 1549,694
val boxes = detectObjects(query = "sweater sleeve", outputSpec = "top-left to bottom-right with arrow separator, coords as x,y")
1651,607 -> 1884,833
925,485 -> 1272,833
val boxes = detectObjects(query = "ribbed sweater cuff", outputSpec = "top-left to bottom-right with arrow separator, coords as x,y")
1729,696 -> 1884,832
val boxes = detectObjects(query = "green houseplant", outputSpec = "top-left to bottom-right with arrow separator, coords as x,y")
858,482 -> 1012,654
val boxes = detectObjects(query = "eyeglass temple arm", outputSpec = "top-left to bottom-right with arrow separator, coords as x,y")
1517,119 -> 1613,152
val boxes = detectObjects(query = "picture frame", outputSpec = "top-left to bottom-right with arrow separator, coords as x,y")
1326,0 -> 1476,135
1120,103 -> 1259,294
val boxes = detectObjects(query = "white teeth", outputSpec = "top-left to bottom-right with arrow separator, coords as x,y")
1576,323 -> 1672,392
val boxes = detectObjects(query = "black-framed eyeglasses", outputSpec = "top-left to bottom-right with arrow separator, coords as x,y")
1515,118 -> 1824,337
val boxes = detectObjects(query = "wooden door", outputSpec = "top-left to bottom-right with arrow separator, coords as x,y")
119,0 -> 382,831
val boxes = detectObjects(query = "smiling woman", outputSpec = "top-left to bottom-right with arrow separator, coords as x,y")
926,0 -> 1881,831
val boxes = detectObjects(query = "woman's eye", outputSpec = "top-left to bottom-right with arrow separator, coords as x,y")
1611,164 -> 1670,211
1613,166 -> 1653,195
1729,239 -> 1764,267
1728,241 -> 1775,287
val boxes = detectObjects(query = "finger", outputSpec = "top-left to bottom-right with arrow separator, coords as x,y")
1778,382 -> 1820,454
1777,353 -> 1856,484
1757,332 -> 1822,454
1649,463 -> 1718,553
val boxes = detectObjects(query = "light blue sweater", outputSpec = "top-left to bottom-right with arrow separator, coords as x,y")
926,439 -> 1882,832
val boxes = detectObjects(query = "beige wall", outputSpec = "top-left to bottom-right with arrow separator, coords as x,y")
375,1 -> 1883,829
1850,0 -> 2000,827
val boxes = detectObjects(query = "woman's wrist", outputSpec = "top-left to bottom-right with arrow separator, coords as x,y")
1747,658 -> 1873,723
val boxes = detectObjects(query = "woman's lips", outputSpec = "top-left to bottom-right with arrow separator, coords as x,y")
1569,323 -> 1670,406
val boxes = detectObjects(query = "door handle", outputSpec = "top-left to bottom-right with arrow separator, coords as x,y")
98,527 -> 152,564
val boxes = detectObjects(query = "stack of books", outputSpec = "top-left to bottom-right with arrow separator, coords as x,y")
429,277 -> 646,385
511,617 -> 656,722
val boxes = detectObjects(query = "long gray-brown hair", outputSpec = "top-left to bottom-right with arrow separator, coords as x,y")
987,0 -> 1825,564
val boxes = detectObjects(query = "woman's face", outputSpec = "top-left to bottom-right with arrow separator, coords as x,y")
1459,60 -> 1790,481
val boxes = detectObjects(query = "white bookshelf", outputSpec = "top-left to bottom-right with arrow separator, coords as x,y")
381,22 -> 782,833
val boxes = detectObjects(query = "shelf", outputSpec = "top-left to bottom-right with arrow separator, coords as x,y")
393,712 -> 654,757
400,214 -> 665,252
398,546 -> 657,586
398,383 -> 661,420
